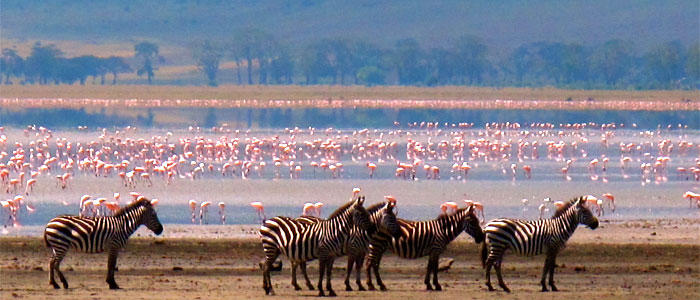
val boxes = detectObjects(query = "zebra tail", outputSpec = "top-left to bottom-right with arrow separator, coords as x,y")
480,241 -> 487,268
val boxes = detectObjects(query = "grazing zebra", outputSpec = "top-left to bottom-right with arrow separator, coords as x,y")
287,200 -> 402,292
260,197 -> 375,296
481,196 -> 599,292
43,197 -> 163,289
365,204 -> 484,291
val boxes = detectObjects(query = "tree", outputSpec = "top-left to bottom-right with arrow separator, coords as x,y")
233,28 -> 273,84
356,66 -> 385,86
103,56 -> 132,85
644,41 -> 686,88
452,35 -> 490,85
0,48 -> 24,84
193,40 -> 224,86
268,45 -> 294,84
25,42 -> 63,84
684,43 -> 699,88
589,40 -> 635,87
134,41 -> 159,84
392,38 -> 428,85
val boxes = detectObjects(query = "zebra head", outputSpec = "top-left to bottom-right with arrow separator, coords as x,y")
139,199 -> 164,235
351,196 -> 376,235
380,200 -> 402,238
576,197 -> 599,229
462,205 -> 485,243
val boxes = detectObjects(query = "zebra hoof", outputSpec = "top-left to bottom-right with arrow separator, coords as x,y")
51,282 -> 60,289
307,284 -> 315,291
366,284 -> 376,291
62,282 -> 69,289
345,286 -> 353,291
328,290 -> 337,297
379,285 -> 387,291
294,285 -> 302,291
435,284 -> 442,291
550,285 -> 558,292
109,284 -> 120,290
486,283 -> 495,291
426,285 -> 433,291
357,285 -> 366,291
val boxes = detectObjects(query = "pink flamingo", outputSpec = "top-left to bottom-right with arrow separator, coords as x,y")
188,199 -> 198,224
250,201 -> 266,223
200,201 -> 212,224
313,202 -> 324,217
218,202 -> 226,224
602,193 -> 616,213
440,201 -> 458,216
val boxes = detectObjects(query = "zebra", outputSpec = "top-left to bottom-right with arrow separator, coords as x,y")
481,196 -> 599,292
43,197 -> 163,289
260,196 -> 376,296
365,204 -> 484,291
286,199 -> 402,292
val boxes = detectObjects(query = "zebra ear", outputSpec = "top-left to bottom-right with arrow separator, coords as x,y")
356,196 -> 365,206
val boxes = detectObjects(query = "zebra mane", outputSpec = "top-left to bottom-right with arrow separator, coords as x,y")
113,198 -> 152,217
366,202 -> 386,214
551,197 -> 581,218
327,200 -> 355,219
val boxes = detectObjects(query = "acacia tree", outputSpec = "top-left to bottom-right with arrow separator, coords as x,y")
1,48 -> 24,84
134,41 -> 159,84
25,42 -> 63,84
193,40 -> 223,86
103,56 -> 132,85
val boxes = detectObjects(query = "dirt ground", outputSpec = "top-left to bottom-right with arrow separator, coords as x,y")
1,221 -> 698,299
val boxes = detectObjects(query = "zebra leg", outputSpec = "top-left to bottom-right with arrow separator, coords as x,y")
355,255 -> 366,291
548,253 -> 559,291
344,256 -> 355,291
48,256 -> 60,289
431,254 -> 441,291
494,261 -> 510,293
300,261 -> 315,290
540,257 -> 550,292
317,259 -> 326,297
364,258 -> 376,291
291,261 -> 302,291
262,250 -> 280,295
374,260 -> 387,291
484,260 -> 494,291
424,255 -> 437,290
325,258 -> 336,297
106,248 -> 121,289
53,254 -> 69,289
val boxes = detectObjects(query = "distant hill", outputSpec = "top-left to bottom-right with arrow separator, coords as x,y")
2,0 -> 697,54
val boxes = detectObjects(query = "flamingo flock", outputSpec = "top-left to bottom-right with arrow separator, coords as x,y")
0,121 -> 698,229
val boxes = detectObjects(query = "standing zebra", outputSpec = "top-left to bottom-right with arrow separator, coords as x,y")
44,197 -> 163,289
482,196 -> 599,292
287,199 -> 402,292
260,197 -> 375,296
365,204 -> 484,291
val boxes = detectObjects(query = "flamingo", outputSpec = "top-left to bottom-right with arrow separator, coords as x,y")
602,193 -> 616,213
313,202 -> 324,217
218,202 -> 226,224
188,199 -> 198,224
440,201 -> 458,216
200,201 -> 212,224
302,203 -> 315,216
79,194 -> 91,217
250,201 -> 266,223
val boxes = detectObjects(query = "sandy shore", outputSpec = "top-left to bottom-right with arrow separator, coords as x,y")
0,219 -> 698,299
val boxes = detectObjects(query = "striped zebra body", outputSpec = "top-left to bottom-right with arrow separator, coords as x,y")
365,205 -> 484,291
260,197 -> 374,296
285,200 -> 401,292
482,196 -> 599,292
43,198 -> 163,290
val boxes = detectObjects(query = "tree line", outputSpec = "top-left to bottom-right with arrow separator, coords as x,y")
2,30 -> 698,89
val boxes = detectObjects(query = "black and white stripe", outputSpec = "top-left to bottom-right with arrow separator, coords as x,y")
43,198 -> 163,289
365,205 -> 484,291
481,196 -> 599,292
286,200 -> 401,292
260,197 -> 375,296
